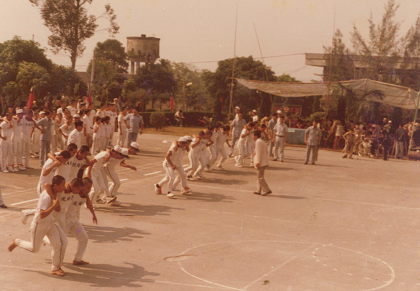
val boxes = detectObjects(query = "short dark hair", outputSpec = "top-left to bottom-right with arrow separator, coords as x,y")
79,145 -> 89,153
70,178 -> 84,188
223,125 -> 230,131
75,121 -> 84,127
253,130 -> 262,138
67,143 -> 78,152
82,177 -> 92,186
58,150 -> 71,159
52,175 -> 65,186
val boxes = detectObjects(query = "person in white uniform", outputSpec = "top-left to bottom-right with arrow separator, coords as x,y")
213,125 -> 231,169
0,113 -> 14,172
11,109 -> 25,170
272,116 -> 288,162
184,131 -> 205,178
235,122 -> 252,167
103,146 -> 136,206
21,110 -> 42,169
117,108 -> 128,147
8,175 -> 67,276
65,177 -> 97,265
155,137 -> 192,198
67,120 -> 84,148
87,149 -> 119,205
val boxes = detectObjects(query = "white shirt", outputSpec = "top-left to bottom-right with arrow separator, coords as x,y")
216,132 -> 228,148
82,115 -> 92,134
66,193 -> 86,221
237,128 -> 248,146
0,121 -> 13,139
254,138 -> 269,167
21,117 -> 35,136
34,191 -> 54,224
60,123 -> 74,137
273,123 -> 288,137
118,114 -> 127,132
108,110 -> 117,127
92,151 -> 109,172
67,156 -> 89,181
68,129 -> 82,148
11,118 -> 23,137
52,191 -> 74,228
37,158 -> 56,194
165,143 -> 186,166
67,106 -> 77,116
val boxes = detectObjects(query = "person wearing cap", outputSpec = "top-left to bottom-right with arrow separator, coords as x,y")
155,137 -> 192,198
234,106 -> 240,120
251,110 -> 258,123
129,142 -> 140,155
87,148 -> 119,206
36,111 -> 53,167
103,147 -> 137,206
11,109 -> 25,171
229,113 -> 247,157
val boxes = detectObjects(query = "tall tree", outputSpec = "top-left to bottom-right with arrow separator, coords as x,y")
29,0 -> 119,70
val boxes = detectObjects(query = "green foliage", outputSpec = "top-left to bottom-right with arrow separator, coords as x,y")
204,56 -> 276,120
30,0 -> 119,69
150,111 -> 166,130
50,65 -> 86,97
277,74 -> 300,82
94,39 -> 128,73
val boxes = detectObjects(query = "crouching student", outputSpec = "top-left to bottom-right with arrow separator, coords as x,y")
155,136 -> 192,198
65,177 -> 97,265
8,176 -> 67,276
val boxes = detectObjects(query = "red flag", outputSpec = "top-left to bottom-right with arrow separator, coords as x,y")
170,95 -> 174,111
87,91 -> 93,104
27,87 -> 35,109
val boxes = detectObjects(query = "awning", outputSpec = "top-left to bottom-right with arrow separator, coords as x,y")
235,78 -> 420,109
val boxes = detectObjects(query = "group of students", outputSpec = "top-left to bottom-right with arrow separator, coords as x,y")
0,98 -> 144,173
7,139 -> 139,276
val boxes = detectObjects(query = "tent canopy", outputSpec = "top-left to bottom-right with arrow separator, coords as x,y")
235,78 -> 420,110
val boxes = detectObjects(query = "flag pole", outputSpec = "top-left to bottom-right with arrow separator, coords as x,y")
228,3 -> 238,121
409,89 -> 420,152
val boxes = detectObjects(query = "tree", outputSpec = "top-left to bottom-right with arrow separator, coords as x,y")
135,60 -> 175,109
50,65 -> 86,97
204,56 -> 276,121
30,0 -> 119,70
87,39 -> 128,103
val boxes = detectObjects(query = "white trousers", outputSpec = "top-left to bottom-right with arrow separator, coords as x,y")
159,162 -> 188,191
104,164 -> 120,197
216,147 -> 228,166
207,145 -> 217,167
65,218 -> 88,261
117,130 -> 127,147
15,220 -> 67,271
194,153 -> 207,176
236,142 -> 247,165
12,136 -> 23,166
22,137 -> 31,167
1,139 -> 13,170
274,136 -> 285,160
89,168 -> 111,202
185,152 -> 200,176
91,137 -> 101,155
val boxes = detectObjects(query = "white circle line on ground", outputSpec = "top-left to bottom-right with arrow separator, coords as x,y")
176,240 -> 395,291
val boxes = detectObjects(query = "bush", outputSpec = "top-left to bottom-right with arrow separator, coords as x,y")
150,112 -> 166,130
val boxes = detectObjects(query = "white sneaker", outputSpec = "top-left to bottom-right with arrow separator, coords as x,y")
154,184 -> 162,194
235,164 -> 243,168
2,168 -> 9,173
18,166 -> 26,171
181,188 -> 192,195
216,164 -> 223,169
167,193 -> 175,198
10,167 -> 18,172
21,210 -> 29,225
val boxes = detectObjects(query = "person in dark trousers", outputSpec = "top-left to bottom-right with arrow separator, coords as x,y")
379,130 -> 392,161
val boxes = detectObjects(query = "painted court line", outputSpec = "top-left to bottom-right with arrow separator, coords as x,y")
11,198 -> 39,206
144,171 -> 162,176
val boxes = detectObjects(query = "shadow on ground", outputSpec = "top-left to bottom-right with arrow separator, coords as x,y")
83,225 -> 150,243
95,202 -> 184,217
177,191 -> 235,203
27,262 -> 158,288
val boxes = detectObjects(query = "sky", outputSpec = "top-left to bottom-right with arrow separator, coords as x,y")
1,0 -> 420,82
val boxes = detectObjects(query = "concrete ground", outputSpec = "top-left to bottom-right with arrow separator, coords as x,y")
0,133 -> 419,291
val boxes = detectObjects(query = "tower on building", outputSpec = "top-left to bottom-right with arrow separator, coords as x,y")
127,34 -> 160,75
